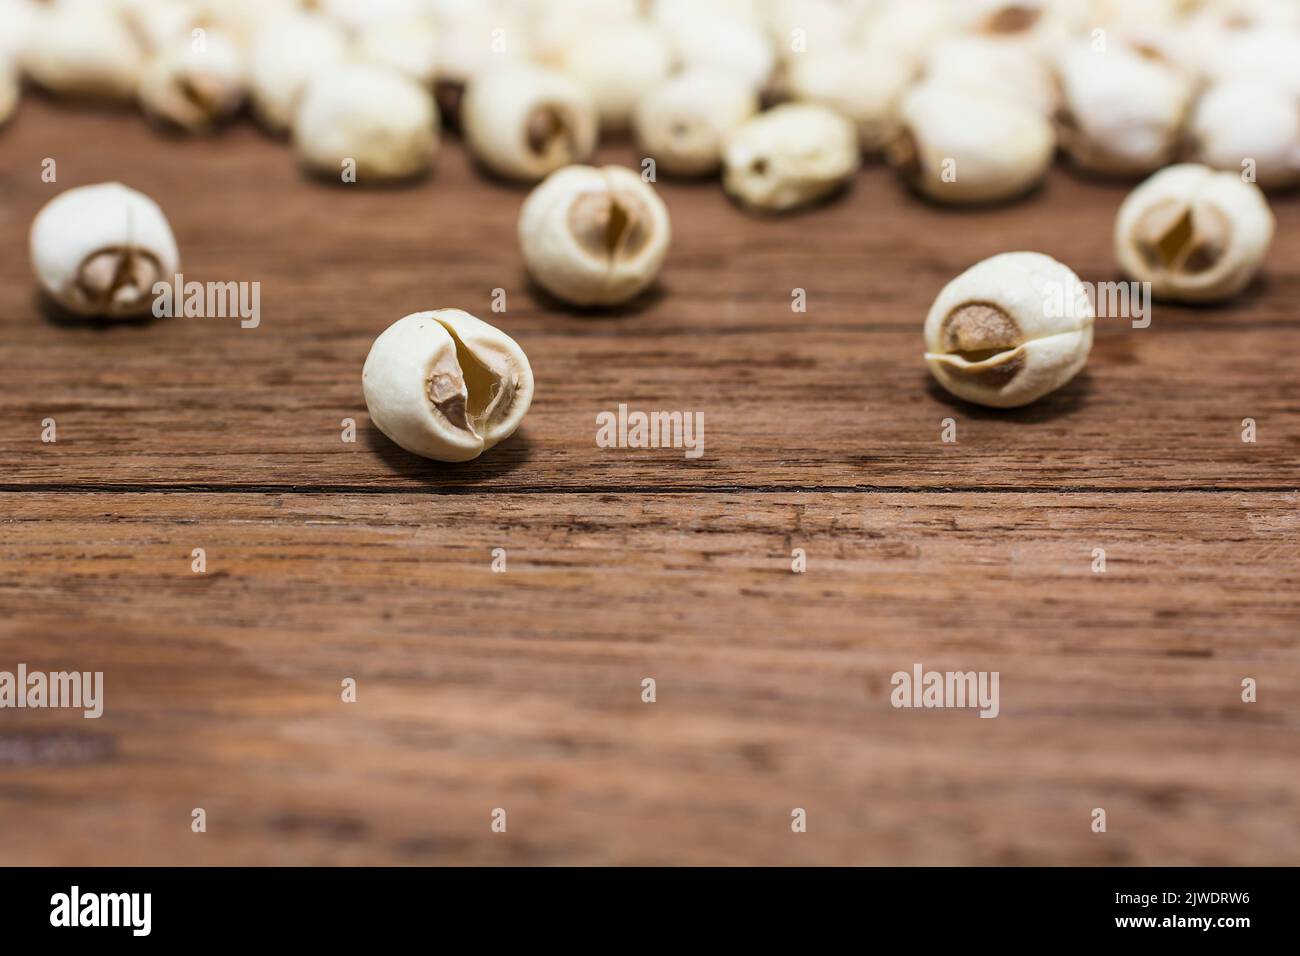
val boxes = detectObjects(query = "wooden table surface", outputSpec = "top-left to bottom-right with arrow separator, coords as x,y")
1,98 -> 1297,866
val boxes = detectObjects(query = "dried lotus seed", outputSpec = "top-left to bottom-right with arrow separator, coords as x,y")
1115,163 -> 1275,303
362,309 -> 534,463
722,103 -> 860,212
924,252 -> 1094,408
293,64 -> 438,182
29,182 -> 181,318
518,164 -> 671,308
462,64 -> 598,183
633,69 -> 757,177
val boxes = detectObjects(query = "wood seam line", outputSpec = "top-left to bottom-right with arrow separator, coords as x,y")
0,484 -> 1297,495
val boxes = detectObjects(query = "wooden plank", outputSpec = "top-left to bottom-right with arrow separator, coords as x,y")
1,491 -> 1296,865
1,102 -> 1298,489
1,323 -> 1297,490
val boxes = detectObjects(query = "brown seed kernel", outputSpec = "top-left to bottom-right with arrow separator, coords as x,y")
1184,204 -> 1230,273
426,352 -> 470,434
1136,200 -> 1193,268
423,321 -> 519,440
1133,200 -> 1229,274
73,247 -> 162,313
962,348 -> 1026,385
940,302 -> 1022,356
983,5 -> 1043,34
1130,43 -> 1166,63
886,127 -> 921,182
1181,238 -> 1223,273
444,321 -> 515,436
435,80 -> 464,129
176,74 -> 224,116
1053,105 -> 1078,131
568,191 -> 649,261
526,104 -> 570,156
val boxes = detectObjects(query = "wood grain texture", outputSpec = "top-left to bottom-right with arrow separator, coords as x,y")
1,492 -> 1298,866
0,100 -> 1297,866
1,102 -> 1298,490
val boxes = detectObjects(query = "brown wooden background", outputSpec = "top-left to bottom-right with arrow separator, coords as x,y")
1,98 -> 1297,865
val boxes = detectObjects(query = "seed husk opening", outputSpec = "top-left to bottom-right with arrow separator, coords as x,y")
425,320 -> 516,440
929,302 -> 1027,382
1134,200 -> 1228,275
526,103 -> 574,159
73,246 -> 162,313
568,189 -> 650,261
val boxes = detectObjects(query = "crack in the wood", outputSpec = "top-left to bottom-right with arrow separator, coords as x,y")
0,483 -> 1296,496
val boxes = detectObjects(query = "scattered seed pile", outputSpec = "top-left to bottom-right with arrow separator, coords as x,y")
4,0 -> 1292,450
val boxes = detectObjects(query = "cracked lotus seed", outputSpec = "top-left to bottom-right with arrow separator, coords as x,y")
1115,163 -> 1275,304
462,64 -> 598,183
518,165 -> 671,308
888,82 -> 1054,204
138,32 -> 246,134
363,309 -> 534,463
1055,43 -> 1193,177
633,69 -> 758,178
924,252 -> 1095,409
30,182 -> 180,318
294,64 -> 438,181
723,103 -> 860,213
